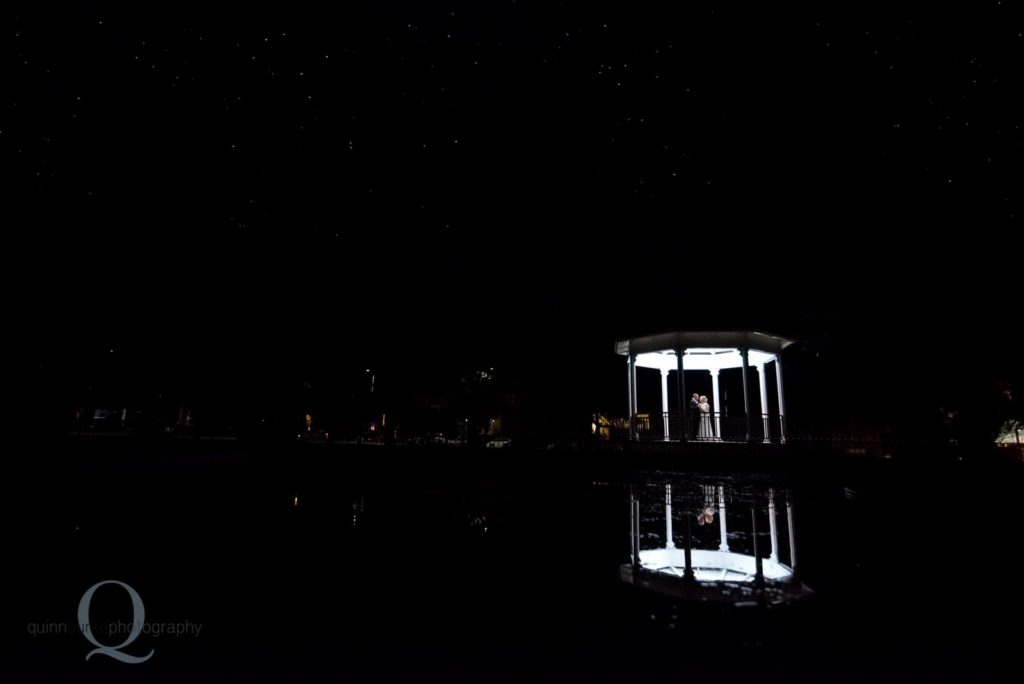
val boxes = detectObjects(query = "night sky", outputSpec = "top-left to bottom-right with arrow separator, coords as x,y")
7,3 -> 1022,430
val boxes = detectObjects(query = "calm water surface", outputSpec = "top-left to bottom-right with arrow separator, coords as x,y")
5,441 -> 1023,682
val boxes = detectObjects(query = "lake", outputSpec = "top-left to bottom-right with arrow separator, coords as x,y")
4,438 -> 1022,682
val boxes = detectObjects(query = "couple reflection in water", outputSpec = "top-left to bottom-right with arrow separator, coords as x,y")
696,484 -> 716,525
689,393 -> 718,441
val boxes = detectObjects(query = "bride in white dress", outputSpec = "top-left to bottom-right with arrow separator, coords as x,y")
697,395 -> 714,441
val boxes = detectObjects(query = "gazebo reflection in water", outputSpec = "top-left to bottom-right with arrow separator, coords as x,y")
621,475 -> 812,606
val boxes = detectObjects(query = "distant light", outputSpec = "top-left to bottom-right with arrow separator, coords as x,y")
293,496 -> 299,507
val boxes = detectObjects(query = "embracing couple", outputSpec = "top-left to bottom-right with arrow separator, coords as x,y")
688,393 -> 716,441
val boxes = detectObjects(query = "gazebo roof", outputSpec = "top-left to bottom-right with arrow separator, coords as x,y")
615,331 -> 795,356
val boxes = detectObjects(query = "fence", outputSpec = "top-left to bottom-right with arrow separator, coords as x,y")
606,412 -> 783,443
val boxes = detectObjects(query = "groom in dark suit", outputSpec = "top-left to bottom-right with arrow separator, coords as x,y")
688,393 -> 701,440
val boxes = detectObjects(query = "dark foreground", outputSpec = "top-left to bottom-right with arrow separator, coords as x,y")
4,438 -> 1023,682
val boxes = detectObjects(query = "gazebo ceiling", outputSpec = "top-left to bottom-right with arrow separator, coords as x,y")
615,331 -> 795,357
639,548 -> 794,581
635,349 -> 777,372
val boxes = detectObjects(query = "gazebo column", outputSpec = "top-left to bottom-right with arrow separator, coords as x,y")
676,348 -> 687,443
683,513 -> 694,580
627,354 -> 638,441
664,484 -> 675,548
710,369 -> 722,441
739,348 -> 752,443
629,485 -> 641,569
660,370 -> 670,442
626,357 -> 631,438
756,363 -> 770,443
768,488 -> 779,564
717,485 -> 729,551
751,504 -> 764,586
787,499 -> 798,577
775,355 -> 788,444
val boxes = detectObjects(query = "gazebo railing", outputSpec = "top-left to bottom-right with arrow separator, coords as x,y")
625,412 -> 783,443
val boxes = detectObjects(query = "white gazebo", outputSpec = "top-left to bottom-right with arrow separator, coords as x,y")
615,331 -> 794,443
